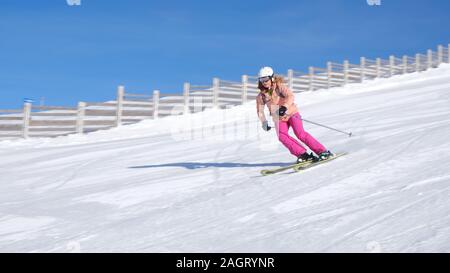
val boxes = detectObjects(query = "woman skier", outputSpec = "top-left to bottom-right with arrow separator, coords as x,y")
256,66 -> 333,164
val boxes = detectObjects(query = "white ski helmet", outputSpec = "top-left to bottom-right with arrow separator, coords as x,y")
258,66 -> 274,79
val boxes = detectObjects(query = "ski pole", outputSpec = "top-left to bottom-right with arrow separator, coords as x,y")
301,118 -> 353,137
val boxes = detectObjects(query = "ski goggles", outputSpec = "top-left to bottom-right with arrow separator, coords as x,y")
258,76 -> 272,83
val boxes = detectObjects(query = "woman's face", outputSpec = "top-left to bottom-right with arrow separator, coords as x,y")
260,77 -> 272,89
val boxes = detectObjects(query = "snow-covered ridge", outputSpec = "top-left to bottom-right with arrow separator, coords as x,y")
0,64 -> 449,252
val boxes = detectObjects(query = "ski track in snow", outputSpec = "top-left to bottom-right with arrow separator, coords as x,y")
1,64 -> 450,252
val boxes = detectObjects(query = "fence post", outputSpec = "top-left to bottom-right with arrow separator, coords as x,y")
376,58 -> 381,78
402,56 -> 408,74
343,60 -> 349,84
427,49 -> 433,69
389,55 -> 395,77
360,57 -> 365,83
183,82 -> 190,115
22,102 -> 32,139
309,66 -> 314,91
437,45 -> 443,65
76,101 -> 86,134
213,77 -> 219,109
153,90 -> 160,120
241,75 -> 248,104
115,85 -> 124,127
327,62 -> 332,88
448,44 -> 450,63
416,54 -> 421,72
287,69 -> 294,91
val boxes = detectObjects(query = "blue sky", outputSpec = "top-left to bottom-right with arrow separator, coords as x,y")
1,0 -> 449,108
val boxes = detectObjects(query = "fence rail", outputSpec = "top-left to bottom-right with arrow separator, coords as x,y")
1,43 -> 449,139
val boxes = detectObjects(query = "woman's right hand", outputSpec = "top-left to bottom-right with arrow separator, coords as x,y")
262,121 -> 271,131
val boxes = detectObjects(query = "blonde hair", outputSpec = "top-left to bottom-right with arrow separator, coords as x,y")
258,75 -> 285,92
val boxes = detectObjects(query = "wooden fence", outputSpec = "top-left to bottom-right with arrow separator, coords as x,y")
1,44 -> 449,139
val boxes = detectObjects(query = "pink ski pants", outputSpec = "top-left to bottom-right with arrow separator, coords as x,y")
275,112 -> 326,157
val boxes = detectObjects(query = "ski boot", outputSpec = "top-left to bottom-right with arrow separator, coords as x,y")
297,152 -> 319,164
317,150 -> 334,161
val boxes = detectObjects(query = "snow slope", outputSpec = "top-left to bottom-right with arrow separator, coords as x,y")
1,65 -> 450,253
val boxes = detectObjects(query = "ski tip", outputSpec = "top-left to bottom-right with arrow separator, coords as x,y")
333,152 -> 348,156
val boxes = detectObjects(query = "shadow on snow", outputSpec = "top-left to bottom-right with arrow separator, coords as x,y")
129,162 -> 291,170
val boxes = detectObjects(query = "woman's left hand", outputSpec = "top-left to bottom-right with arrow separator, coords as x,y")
279,115 -> 290,122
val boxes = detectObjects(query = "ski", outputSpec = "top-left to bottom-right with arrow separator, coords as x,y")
260,152 -> 347,176
260,161 -> 313,176
293,152 -> 347,172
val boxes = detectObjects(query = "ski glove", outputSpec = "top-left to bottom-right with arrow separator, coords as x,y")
278,106 -> 288,117
262,121 -> 271,131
